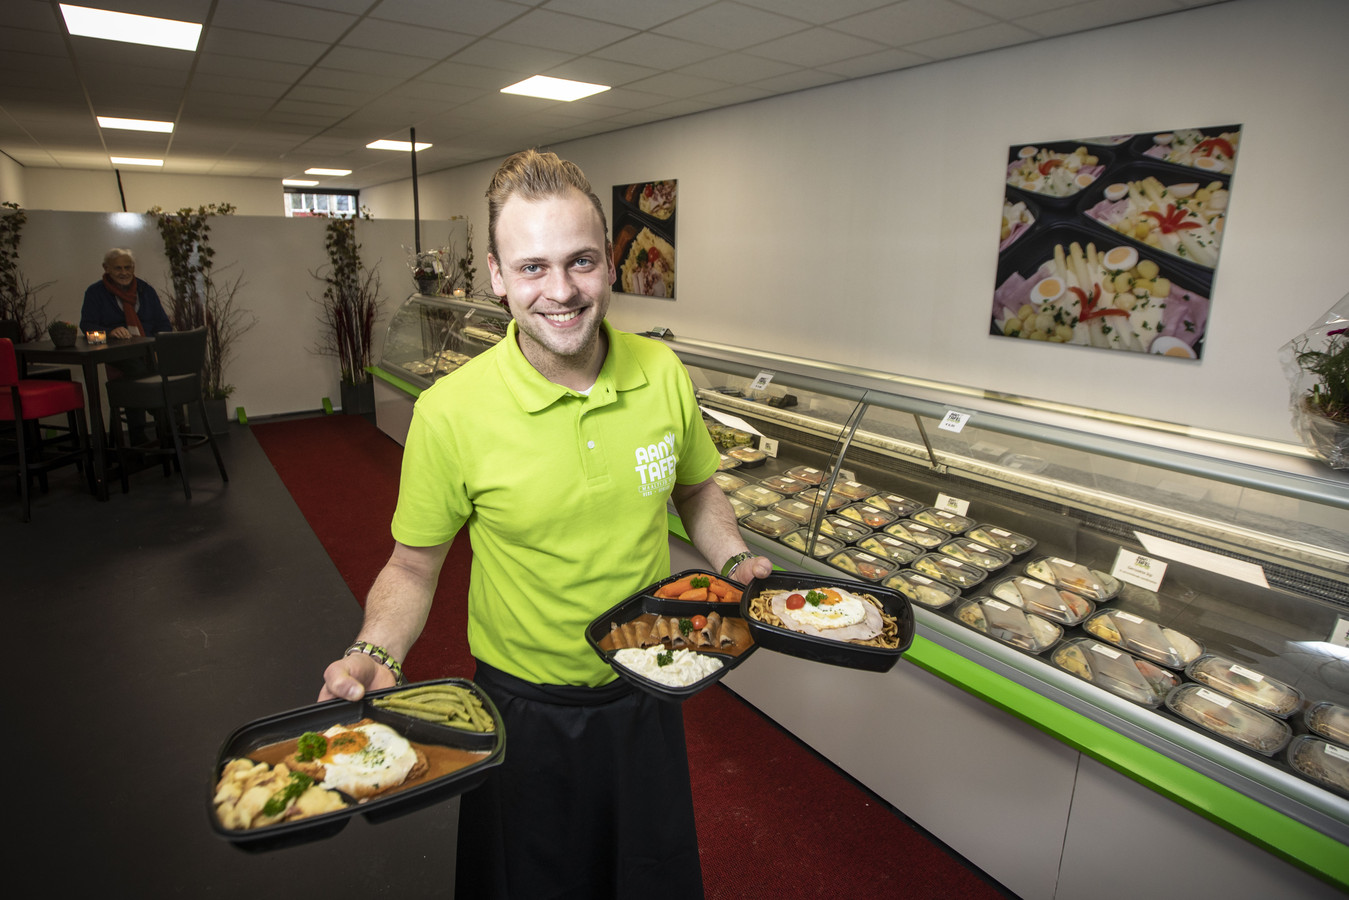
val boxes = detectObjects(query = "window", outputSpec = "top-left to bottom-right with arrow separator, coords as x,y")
284,191 -> 358,218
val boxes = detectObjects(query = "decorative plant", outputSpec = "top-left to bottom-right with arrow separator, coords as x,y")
314,209 -> 383,386
149,203 -> 236,329
1293,329 -> 1348,425
449,218 -> 477,295
1281,292 -> 1349,469
0,202 -> 54,341
201,264 -> 258,400
47,319 -> 77,337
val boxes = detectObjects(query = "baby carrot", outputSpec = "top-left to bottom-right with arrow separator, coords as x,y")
678,587 -> 709,601
656,575 -> 695,598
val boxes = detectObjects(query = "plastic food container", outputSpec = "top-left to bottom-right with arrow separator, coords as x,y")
1287,735 -> 1349,798
1023,556 -> 1121,601
912,553 -> 988,590
208,678 -> 505,850
728,496 -> 755,519
732,484 -> 784,508
830,479 -> 875,501
863,492 -> 924,518
883,520 -> 948,548
727,447 -> 768,467
716,454 -> 741,471
740,572 -> 914,672
714,472 -> 748,493
911,508 -> 976,534
954,597 -> 1061,653
797,488 -> 849,512
1165,684 -> 1292,756
1305,701 -> 1349,746
1184,656 -> 1303,718
965,524 -> 1037,557
742,509 -> 799,539
769,497 -> 817,525
1051,637 -> 1179,707
857,533 -> 923,566
884,570 -> 960,610
827,547 -> 895,582
781,530 -> 843,559
759,473 -> 810,495
784,465 -> 827,484
586,588 -> 757,701
989,575 -> 1094,625
819,514 -> 870,544
1082,609 -> 1202,669
838,502 -> 898,529
938,537 -> 1013,571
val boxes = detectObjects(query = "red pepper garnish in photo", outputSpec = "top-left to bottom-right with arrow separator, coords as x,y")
1070,283 -> 1128,322
1195,137 -> 1235,158
1038,158 -> 1063,176
1141,203 -> 1203,234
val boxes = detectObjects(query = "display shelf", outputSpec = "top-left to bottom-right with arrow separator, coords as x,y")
376,293 -> 511,390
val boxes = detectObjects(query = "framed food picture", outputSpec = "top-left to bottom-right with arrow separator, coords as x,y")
612,180 -> 676,299
990,125 -> 1241,360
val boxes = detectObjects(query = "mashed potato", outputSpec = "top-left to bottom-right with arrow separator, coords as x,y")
613,646 -> 722,687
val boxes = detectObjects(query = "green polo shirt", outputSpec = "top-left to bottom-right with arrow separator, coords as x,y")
392,319 -> 720,686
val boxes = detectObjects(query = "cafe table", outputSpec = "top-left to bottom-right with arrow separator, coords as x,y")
13,335 -> 155,501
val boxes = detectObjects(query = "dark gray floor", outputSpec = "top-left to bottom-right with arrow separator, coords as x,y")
7,421 -> 459,896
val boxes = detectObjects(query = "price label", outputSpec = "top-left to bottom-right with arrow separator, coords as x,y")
750,371 -> 775,392
759,437 -> 780,458
1112,548 -> 1167,592
935,493 -> 970,516
939,410 -> 971,433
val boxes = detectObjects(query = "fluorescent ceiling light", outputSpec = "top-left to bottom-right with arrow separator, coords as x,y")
500,75 -> 610,102
366,140 -> 431,152
60,4 -> 202,51
97,116 -> 174,133
283,179 -> 320,187
110,157 -> 163,167
304,168 -> 351,176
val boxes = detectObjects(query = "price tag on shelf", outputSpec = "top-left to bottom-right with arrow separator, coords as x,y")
1111,549 -> 1167,592
939,410 -> 971,433
759,437 -> 780,458
749,370 -> 775,392
934,493 -> 970,516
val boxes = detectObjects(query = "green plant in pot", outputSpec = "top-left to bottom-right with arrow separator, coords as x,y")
1,202 -> 54,341
47,319 -> 78,347
313,210 -> 383,416
1282,292 -> 1349,469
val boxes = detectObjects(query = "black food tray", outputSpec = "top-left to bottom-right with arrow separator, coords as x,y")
208,677 -> 505,851
739,572 -> 914,673
585,570 -> 756,701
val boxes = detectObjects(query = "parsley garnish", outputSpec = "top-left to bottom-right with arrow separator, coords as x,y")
690,575 -> 710,589
678,618 -> 693,636
805,590 -> 827,607
656,649 -> 674,667
262,772 -> 314,817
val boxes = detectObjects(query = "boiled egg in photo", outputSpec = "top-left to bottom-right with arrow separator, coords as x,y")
1030,276 -> 1066,304
1149,336 -> 1198,358
1101,246 -> 1139,272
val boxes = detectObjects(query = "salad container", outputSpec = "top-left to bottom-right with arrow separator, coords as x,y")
954,597 -> 1062,654
1082,608 -> 1202,669
1051,637 -> 1179,707
1184,655 -> 1303,719
1165,684 -> 1292,756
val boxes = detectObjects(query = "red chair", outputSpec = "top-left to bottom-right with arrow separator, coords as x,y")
1,337 -> 95,521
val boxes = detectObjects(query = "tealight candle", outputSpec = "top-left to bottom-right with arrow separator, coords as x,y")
452,289 -> 466,297
86,330 -> 107,344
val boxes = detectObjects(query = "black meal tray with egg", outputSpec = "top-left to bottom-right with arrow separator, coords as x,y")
739,572 -> 915,673
1004,139 -> 1117,209
585,569 -> 759,701
208,677 -> 505,851
1125,125 -> 1241,177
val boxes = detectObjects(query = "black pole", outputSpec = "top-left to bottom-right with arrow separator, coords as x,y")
115,169 -> 127,211
410,126 -> 421,254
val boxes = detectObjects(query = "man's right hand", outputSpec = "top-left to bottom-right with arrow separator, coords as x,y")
318,652 -> 395,702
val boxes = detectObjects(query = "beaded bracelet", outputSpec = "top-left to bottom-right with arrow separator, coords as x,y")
344,640 -> 406,685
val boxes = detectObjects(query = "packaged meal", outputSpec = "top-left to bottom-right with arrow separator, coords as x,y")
1287,735 -> 1349,798
1051,637 -> 1179,707
912,553 -> 987,590
731,485 -> 784,508
742,510 -> 798,539
827,547 -> 894,582
714,472 -> 748,493
797,488 -> 848,512
1082,609 -> 1202,669
838,503 -> 897,529
716,454 -> 741,471
965,524 -> 1037,556
727,447 -> 767,467
784,465 -> 826,484
1184,656 -> 1303,718
989,576 -> 1093,625
884,570 -> 960,609
864,492 -> 924,518
781,530 -> 843,559
1166,684 -> 1292,756
728,497 -> 755,519
912,508 -> 975,534
830,479 -> 874,500
769,497 -> 817,524
760,474 -> 810,495
939,537 -> 1012,571
819,515 -> 870,544
1305,701 -> 1349,746
883,520 -> 947,548
955,597 -> 1061,653
857,534 -> 922,566
1023,557 -> 1120,601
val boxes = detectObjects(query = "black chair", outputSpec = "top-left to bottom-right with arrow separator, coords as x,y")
105,327 -> 228,499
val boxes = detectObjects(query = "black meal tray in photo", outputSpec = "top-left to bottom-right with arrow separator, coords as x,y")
1004,139 -> 1117,208
585,570 -> 757,701
739,572 -> 915,673
1127,125 -> 1241,177
208,677 -> 505,851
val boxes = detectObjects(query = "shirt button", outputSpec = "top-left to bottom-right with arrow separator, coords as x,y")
587,440 -> 595,449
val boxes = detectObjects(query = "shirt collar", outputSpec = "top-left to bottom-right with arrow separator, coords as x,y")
497,319 -> 648,413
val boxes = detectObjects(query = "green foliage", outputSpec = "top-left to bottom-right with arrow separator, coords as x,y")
313,209 -> 383,386
1296,329 -> 1349,425
0,202 -> 53,341
148,202 -> 236,329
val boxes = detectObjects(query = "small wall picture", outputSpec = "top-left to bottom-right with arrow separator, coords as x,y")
990,126 -> 1241,360
612,180 -> 677,299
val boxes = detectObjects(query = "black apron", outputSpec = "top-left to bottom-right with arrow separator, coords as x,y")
455,661 -> 704,900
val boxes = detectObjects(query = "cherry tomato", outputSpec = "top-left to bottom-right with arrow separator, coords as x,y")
690,614 -> 707,631
785,593 -> 806,610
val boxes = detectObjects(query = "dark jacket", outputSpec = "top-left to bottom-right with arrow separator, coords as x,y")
80,278 -> 174,336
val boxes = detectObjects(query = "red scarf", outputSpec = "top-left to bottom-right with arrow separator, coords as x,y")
104,274 -> 146,337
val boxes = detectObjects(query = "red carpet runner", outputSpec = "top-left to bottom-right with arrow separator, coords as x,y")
253,414 -> 1006,900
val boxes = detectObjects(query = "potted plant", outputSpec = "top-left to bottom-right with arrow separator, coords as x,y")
313,210 -> 383,417
1282,292 -> 1349,469
0,202 -> 54,341
47,319 -> 78,348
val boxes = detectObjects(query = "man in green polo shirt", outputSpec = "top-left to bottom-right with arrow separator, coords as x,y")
320,149 -> 771,899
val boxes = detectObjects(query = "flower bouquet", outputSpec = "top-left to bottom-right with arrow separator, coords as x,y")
1280,292 -> 1349,468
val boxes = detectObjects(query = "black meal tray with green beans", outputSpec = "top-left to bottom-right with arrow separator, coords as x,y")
208,677 -> 505,851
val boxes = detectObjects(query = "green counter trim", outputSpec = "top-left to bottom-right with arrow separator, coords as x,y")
666,517 -> 1346,890
369,365 -> 422,398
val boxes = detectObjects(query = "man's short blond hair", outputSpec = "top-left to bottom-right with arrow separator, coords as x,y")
485,149 -> 609,262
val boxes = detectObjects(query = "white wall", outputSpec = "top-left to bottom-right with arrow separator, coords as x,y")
0,153 -> 24,208
365,0 -> 1349,445
20,168 -> 284,216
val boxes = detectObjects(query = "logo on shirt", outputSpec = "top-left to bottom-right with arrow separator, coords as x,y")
633,431 -> 677,498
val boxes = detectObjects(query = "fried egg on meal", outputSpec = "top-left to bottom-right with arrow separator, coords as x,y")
770,588 -> 883,642
314,721 -> 422,798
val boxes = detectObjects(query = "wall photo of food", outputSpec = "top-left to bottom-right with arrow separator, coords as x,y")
612,179 -> 677,299
990,125 -> 1242,360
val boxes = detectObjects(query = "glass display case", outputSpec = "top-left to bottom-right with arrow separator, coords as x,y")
663,333 -> 1349,865
377,293 -> 511,389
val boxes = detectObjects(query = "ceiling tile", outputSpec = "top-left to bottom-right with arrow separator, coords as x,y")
747,27 -> 888,67
543,56 -> 661,87
830,0 -> 999,45
816,47 -> 932,78
370,0 -> 531,35
320,45 -> 442,77
735,0 -> 900,25
210,0 -> 358,40
623,71 -> 732,98
199,28 -> 331,66
591,32 -> 723,68
654,1 -> 811,51
445,37 -> 576,74
1015,0 -> 1181,37
488,8 -> 637,54
340,19 -> 476,55
676,52 -> 801,84
751,68 -> 847,94
904,22 -> 1042,60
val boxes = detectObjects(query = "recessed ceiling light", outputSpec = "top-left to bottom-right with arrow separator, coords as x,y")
366,140 -> 432,152
97,116 -> 174,133
500,75 -> 610,102
283,179 -> 321,187
60,4 -> 202,51
304,168 -> 351,176
110,157 -> 163,167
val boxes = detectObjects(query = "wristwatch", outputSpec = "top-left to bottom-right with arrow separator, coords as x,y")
721,550 -> 754,579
